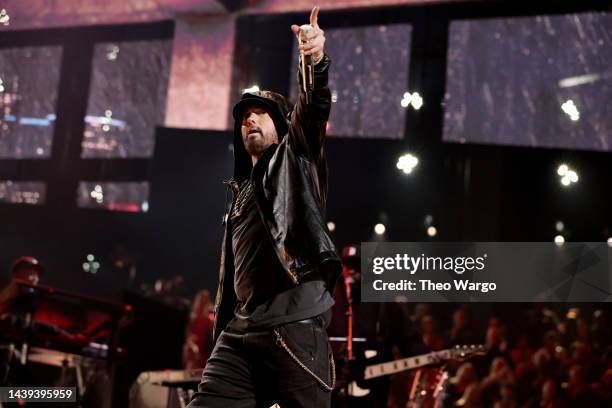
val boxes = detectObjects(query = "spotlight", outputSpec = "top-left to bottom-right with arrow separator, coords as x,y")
561,99 -> 580,121
555,221 -> 564,232
90,185 -> 104,203
400,91 -> 424,110
554,235 -> 565,245
396,153 -> 419,174
374,223 -> 386,235
557,164 -> 578,187
411,92 -> 423,110
327,221 -> 336,232
83,254 -> 100,274
557,164 -> 568,176
607,237 -> 612,247
243,85 -> 260,94
427,226 -> 437,237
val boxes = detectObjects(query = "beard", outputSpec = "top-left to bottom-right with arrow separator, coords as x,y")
242,129 -> 277,157
243,136 -> 267,157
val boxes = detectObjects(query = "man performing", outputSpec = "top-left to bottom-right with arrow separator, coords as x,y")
187,6 -> 342,408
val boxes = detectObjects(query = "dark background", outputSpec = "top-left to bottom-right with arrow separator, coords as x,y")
1,0 -> 611,301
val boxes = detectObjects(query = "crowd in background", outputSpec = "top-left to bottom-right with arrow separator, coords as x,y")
402,304 -> 612,407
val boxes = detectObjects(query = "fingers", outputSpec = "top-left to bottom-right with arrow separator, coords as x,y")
298,37 -> 324,56
293,6 -> 324,58
310,6 -> 319,28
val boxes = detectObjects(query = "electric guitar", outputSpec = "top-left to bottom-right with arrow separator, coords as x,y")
341,345 -> 484,397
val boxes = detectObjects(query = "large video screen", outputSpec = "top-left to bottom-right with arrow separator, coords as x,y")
444,12 -> 612,151
290,24 -> 412,139
0,46 -> 63,158
82,40 -> 172,158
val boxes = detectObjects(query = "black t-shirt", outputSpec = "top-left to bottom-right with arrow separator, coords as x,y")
228,180 -> 333,331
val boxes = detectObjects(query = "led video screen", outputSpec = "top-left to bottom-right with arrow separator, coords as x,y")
290,24 -> 412,139
444,12 -> 612,152
82,40 -> 172,158
0,46 -> 62,158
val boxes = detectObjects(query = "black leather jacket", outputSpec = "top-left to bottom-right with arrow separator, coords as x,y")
213,55 -> 342,341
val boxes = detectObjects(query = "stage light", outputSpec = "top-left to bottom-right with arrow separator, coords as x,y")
83,254 -> 100,274
427,226 -> 437,237
90,185 -> 104,203
557,164 -> 578,187
396,153 -> 419,174
554,235 -> 565,245
0,77 -> 4,93
411,92 -> 423,110
331,90 -> 338,103
374,223 -> 386,235
555,220 -> 564,232
607,237 -> 612,247
561,99 -> 579,121
424,214 -> 434,227
243,85 -> 260,94
141,201 -> 149,212
400,91 -> 424,110
105,110 -> 112,118
327,221 -> 336,232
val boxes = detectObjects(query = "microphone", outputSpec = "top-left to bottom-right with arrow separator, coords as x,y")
298,24 -> 315,104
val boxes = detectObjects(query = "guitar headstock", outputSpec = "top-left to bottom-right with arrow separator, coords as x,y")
451,344 -> 486,359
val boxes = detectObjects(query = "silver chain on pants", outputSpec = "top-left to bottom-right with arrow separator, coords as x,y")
273,328 -> 336,391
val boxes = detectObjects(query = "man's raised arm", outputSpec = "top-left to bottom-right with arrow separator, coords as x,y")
288,6 -> 331,160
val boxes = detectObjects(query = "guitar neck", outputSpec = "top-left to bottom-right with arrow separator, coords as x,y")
363,349 -> 452,380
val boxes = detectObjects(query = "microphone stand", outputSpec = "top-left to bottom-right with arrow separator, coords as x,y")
344,276 -> 354,361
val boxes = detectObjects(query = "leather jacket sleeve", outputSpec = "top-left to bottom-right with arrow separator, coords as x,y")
287,54 -> 332,160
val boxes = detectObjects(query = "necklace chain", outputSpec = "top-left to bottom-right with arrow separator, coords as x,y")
232,179 -> 253,217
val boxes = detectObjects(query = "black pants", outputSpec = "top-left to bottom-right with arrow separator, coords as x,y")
187,316 -> 333,408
